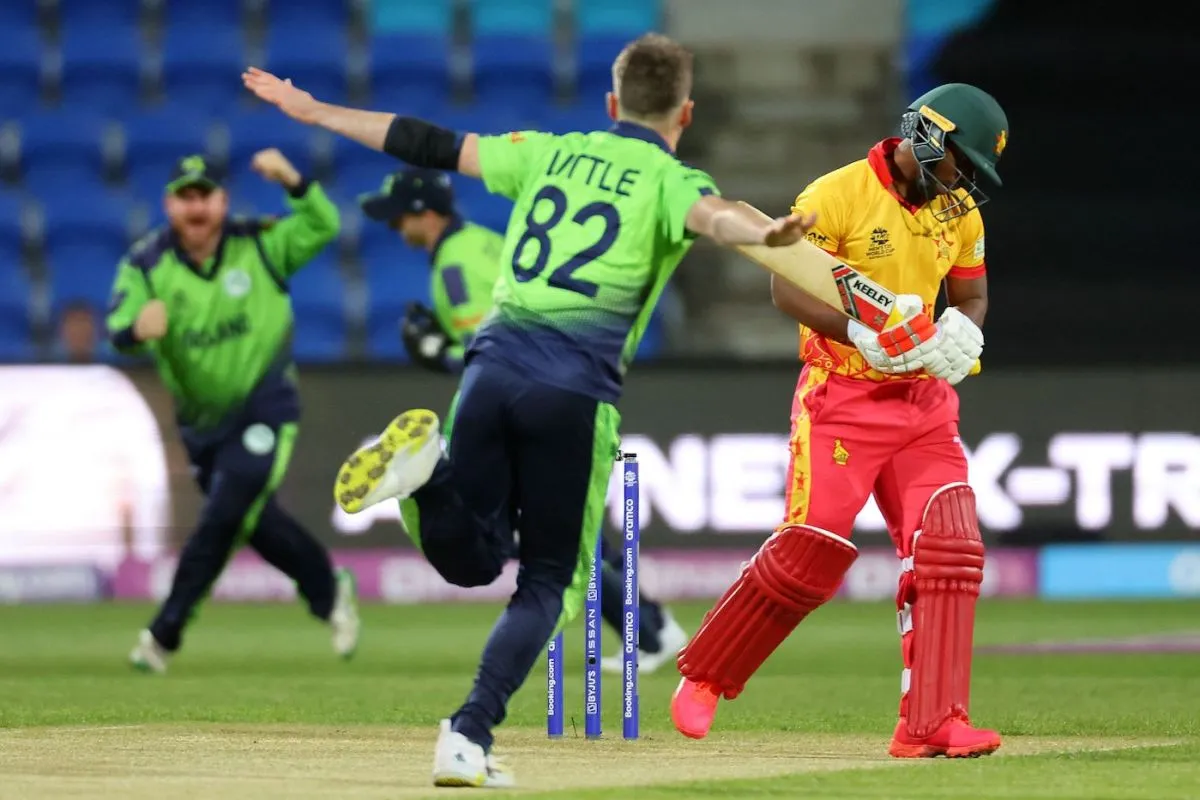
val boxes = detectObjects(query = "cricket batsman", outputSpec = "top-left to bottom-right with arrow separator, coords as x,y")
359,168 -> 689,674
671,83 -> 1009,759
110,151 -> 360,673
246,33 -> 814,788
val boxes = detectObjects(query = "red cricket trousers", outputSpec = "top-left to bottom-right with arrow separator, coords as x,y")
784,365 -> 968,554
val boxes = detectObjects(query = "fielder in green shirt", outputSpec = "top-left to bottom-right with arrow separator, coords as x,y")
357,167 -> 501,374
248,32 -> 812,786
109,151 -> 360,674
358,166 -> 690,675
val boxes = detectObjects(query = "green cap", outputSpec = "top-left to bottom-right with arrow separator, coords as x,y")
166,154 -> 225,194
908,83 -> 1008,186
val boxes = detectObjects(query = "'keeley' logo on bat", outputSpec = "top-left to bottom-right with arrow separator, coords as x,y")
851,278 -> 892,308
832,264 -> 895,331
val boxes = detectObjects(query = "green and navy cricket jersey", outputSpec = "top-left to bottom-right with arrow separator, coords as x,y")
429,216 -> 503,363
106,182 -> 340,430
471,122 -> 719,402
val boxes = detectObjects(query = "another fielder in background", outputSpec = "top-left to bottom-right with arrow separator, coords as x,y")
672,83 -> 1009,759
359,168 -> 688,674
359,168 -> 501,376
247,33 -> 814,788
109,151 -> 360,673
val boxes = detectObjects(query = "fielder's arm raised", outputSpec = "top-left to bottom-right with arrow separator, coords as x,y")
242,69 -> 816,250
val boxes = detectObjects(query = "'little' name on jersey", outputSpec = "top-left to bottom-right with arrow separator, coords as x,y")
545,151 -> 640,197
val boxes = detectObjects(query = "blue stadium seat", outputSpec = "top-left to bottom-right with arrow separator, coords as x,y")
56,0 -> 141,27
289,254 -> 347,361
469,0 -> 554,36
0,261 -> 33,362
472,35 -> 556,115
371,0 -> 453,35
536,103 -> 610,135
0,238 -> 24,293
328,136 -> 403,192
0,29 -> 43,113
41,187 -> 134,312
121,106 -> 217,197
263,25 -> 349,106
46,242 -> 127,312
576,0 -> 660,36
290,253 -> 345,306
335,162 -> 396,207
164,0 -> 245,29
435,103 -> 525,137
227,170 -> 292,217
368,34 -> 453,115
264,0 -> 350,30
0,190 -> 28,257
220,111 -> 316,176
0,2 -> 37,29
362,246 -> 429,360
40,190 -> 135,256
575,34 -> 629,101
451,176 -> 513,233
59,23 -> 143,109
18,111 -> 109,196
161,24 -> 247,115
355,217 -> 398,258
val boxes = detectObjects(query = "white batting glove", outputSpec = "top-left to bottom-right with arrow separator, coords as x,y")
920,307 -> 984,385
847,319 -> 902,373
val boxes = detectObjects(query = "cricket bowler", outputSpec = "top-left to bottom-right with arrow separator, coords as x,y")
110,151 -> 360,673
246,33 -> 815,788
359,167 -> 689,674
671,83 -> 1008,759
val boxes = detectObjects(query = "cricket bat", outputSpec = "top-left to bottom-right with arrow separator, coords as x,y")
732,202 -> 981,374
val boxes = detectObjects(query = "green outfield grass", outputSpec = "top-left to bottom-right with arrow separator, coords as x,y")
0,599 -> 1197,799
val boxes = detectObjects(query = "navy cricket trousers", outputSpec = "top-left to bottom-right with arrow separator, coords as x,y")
411,360 -> 620,751
150,394 -> 335,651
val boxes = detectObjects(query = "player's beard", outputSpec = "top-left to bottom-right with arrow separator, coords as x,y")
176,215 -> 222,252
910,170 -> 943,206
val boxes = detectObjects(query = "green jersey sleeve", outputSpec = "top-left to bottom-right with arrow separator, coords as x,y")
476,131 -> 559,200
105,256 -> 154,352
258,181 -> 341,277
661,161 -> 721,245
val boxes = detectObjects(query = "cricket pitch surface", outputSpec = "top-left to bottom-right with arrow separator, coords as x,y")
0,724 -> 1175,799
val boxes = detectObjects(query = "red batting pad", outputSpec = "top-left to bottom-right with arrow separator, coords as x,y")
908,484 -> 986,738
677,525 -> 858,699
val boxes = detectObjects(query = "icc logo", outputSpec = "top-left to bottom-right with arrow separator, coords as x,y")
624,470 -> 636,487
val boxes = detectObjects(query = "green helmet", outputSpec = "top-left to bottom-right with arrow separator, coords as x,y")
902,83 -> 1009,220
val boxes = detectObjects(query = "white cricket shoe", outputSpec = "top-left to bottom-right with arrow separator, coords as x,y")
601,610 -> 689,675
330,567 -> 360,659
431,719 -> 515,789
129,629 -> 169,674
334,410 -> 442,514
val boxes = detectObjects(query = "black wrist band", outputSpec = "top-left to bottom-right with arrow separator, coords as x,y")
286,178 -> 311,198
111,327 -> 139,350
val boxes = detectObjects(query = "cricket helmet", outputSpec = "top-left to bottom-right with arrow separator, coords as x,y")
901,83 -> 1009,221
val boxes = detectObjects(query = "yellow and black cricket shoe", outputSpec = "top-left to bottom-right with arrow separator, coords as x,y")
334,409 -> 442,514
